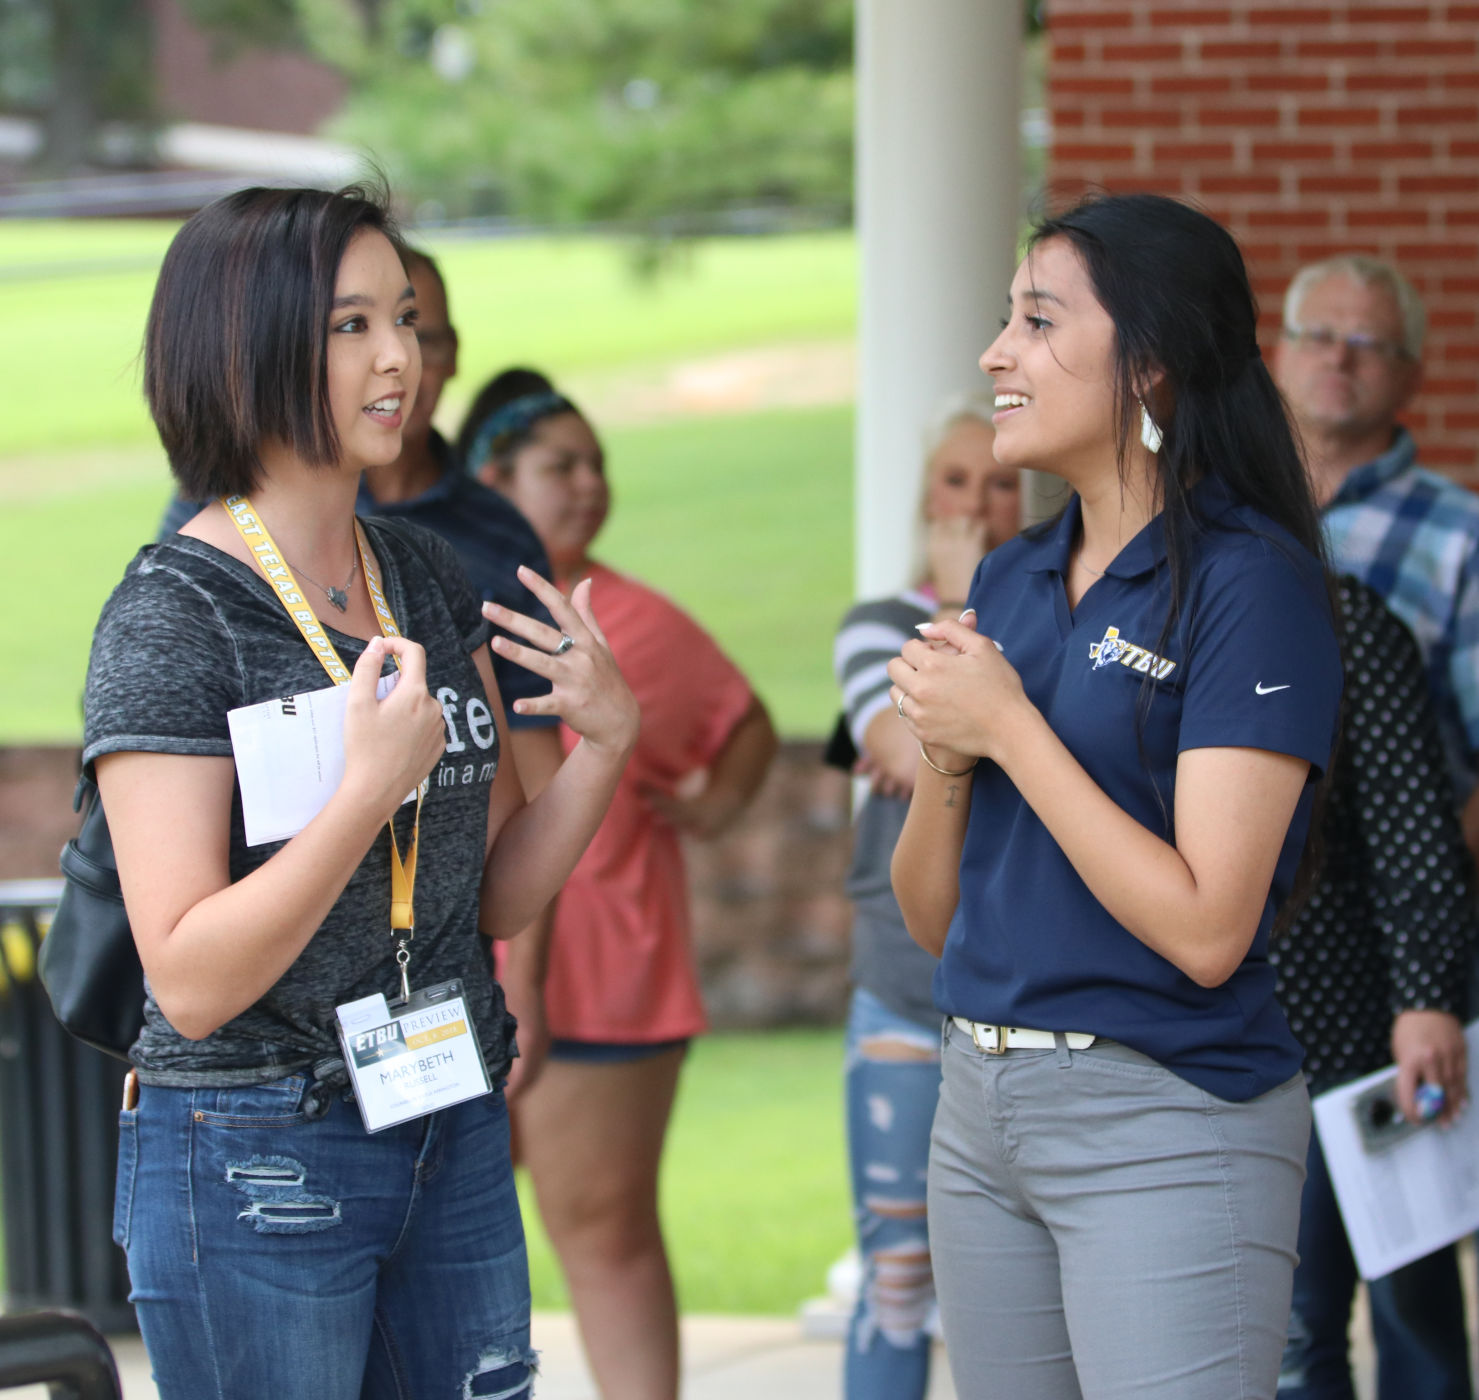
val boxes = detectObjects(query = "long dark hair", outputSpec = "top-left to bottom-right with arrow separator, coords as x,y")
1029,193 -> 1326,601
1032,194 -> 1335,839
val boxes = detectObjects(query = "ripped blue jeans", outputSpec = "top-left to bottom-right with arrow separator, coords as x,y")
114,1075 -> 534,1399
843,989 -> 943,1400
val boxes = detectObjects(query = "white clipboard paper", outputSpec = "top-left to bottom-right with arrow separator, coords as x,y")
1312,1019 -> 1479,1280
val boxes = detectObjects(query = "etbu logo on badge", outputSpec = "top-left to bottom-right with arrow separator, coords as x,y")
1088,626 -> 1177,680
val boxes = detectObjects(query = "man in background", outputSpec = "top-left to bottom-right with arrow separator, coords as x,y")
1274,255 -> 1479,1400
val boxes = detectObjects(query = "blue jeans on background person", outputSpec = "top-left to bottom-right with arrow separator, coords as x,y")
1279,1128 -> 1472,1400
843,988 -> 944,1400
115,1074 -> 534,1400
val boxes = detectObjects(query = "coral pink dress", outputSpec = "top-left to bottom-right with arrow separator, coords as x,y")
503,561 -> 756,1042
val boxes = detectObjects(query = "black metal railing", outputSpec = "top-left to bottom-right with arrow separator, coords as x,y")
0,882 -> 133,1332
0,1311 -> 122,1399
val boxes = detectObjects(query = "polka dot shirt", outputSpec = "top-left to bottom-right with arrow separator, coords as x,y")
1272,576 -> 1477,1095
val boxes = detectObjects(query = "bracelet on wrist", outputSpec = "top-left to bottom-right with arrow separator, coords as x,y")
918,742 -> 977,777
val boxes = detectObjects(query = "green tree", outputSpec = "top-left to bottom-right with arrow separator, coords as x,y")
0,0 -> 152,171
332,0 -> 855,234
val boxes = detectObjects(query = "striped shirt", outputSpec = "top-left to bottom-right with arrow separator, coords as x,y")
1323,428 -> 1479,802
834,586 -> 936,749
833,585 -> 942,1028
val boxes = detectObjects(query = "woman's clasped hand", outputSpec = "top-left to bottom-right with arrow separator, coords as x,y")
887,610 -> 1030,769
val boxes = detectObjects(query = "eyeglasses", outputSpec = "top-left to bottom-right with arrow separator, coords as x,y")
1281,324 -> 1413,364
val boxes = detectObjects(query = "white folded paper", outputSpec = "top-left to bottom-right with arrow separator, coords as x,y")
228,673 -> 407,847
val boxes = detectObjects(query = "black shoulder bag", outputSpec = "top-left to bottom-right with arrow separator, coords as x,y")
37,774 -> 145,1060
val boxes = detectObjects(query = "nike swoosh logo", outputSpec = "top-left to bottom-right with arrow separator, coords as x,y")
1255,682 -> 1291,695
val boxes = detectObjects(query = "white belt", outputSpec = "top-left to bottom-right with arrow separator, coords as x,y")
951,1017 -> 1096,1055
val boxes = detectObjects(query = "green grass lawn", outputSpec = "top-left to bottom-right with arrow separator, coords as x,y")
0,403 -> 853,743
0,223 -> 857,741
520,1029 -> 851,1313
0,223 -> 856,458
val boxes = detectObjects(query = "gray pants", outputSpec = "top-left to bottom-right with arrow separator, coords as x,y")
928,1019 -> 1311,1400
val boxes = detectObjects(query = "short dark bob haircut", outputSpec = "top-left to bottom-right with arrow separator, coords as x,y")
144,183 -> 403,500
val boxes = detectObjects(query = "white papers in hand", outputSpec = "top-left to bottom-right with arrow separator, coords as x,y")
228,674 -> 407,847
1312,1019 -> 1479,1280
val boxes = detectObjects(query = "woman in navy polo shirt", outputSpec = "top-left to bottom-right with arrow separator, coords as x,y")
887,193 -> 1343,1399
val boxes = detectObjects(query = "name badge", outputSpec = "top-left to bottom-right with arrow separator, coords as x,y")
334,981 -> 492,1134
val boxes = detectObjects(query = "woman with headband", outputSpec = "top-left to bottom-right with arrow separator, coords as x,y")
83,186 -> 638,1398
888,194 -> 1343,1397
464,368 -> 778,1400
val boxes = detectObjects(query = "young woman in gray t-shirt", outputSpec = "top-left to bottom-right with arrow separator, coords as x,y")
83,184 -> 637,1400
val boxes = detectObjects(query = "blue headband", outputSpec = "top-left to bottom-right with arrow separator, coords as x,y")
466,390 -> 574,473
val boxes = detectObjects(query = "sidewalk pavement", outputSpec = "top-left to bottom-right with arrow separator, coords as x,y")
13,1305 -> 1379,1400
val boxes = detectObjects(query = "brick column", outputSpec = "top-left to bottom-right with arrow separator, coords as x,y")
1047,0 -> 1479,478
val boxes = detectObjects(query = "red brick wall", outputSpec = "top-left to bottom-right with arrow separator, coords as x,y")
150,0 -> 346,138
1047,0 -> 1479,477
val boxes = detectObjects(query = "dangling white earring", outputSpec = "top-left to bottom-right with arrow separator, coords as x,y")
1138,400 -> 1163,454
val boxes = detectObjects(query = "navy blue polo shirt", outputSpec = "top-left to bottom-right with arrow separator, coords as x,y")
158,433 -> 556,728
937,482 -> 1342,1101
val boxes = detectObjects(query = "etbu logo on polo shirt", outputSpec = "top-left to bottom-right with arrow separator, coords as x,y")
1088,626 -> 1177,680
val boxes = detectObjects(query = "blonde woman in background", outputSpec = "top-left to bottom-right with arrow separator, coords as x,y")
831,394 -> 1019,1400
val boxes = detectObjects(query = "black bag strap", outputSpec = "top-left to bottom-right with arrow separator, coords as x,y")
61,774 -> 120,897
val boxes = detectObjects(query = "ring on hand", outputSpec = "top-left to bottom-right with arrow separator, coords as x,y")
896,692 -> 907,719
553,633 -> 575,656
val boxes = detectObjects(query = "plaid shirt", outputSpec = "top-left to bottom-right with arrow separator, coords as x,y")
1323,428 -> 1479,802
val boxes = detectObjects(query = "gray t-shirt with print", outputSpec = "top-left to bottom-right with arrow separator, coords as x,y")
82,517 -> 515,1087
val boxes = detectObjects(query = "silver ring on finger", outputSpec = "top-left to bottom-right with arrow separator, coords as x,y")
897,692 -> 907,719
553,632 -> 575,656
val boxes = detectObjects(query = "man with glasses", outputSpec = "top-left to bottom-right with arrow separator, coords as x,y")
1278,257 -> 1479,833
1273,256 -> 1477,1400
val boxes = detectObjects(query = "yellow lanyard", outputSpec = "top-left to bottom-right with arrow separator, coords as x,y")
221,495 -> 421,973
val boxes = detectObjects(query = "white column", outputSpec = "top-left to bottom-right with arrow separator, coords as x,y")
854,0 -> 1023,598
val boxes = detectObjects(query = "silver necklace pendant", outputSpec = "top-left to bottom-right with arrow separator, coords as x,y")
286,543 -> 357,612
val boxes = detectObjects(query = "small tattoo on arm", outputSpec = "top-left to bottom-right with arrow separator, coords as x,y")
945,784 -> 960,808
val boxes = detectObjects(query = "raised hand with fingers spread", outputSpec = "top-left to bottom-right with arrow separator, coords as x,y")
484,565 -> 639,757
